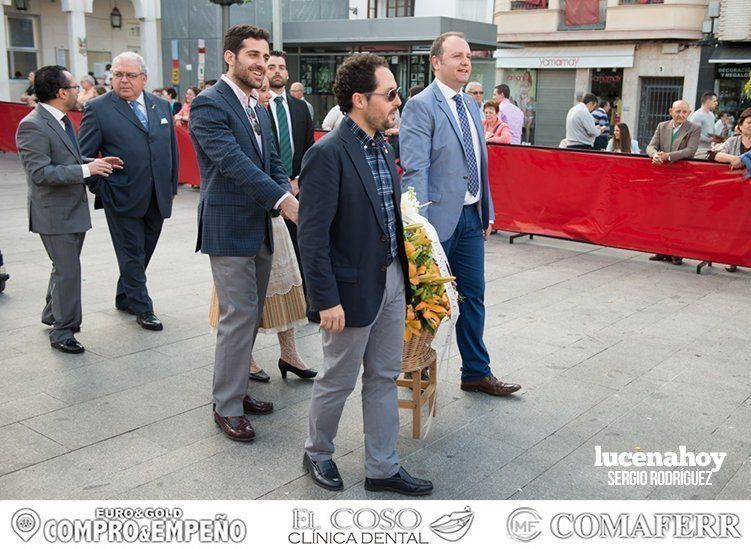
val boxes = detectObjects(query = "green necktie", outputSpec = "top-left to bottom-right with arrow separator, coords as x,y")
274,96 -> 293,176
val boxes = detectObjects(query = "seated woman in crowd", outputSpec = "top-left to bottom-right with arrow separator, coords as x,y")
713,108 -> 751,272
482,100 -> 511,144
606,123 -> 640,154
173,87 -> 200,128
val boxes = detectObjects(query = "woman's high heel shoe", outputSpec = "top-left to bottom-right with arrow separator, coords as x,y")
279,359 -> 317,379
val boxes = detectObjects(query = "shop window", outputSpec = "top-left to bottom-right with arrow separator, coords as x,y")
386,0 -> 414,18
559,0 -> 606,31
511,0 -> 549,9
6,14 -> 39,79
716,65 -> 751,122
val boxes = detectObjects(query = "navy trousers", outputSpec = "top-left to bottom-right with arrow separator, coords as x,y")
104,190 -> 164,314
441,205 -> 491,381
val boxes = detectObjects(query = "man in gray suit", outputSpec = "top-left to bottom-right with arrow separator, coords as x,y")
15,65 -> 122,353
79,51 -> 179,331
189,25 -> 298,442
646,99 -> 701,266
400,33 -> 520,397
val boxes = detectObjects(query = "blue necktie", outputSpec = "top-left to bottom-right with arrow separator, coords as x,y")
129,100 -> 148,130
61,115 -> 79,153
452,93 -> 480,197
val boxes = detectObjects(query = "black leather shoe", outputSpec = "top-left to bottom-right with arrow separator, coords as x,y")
303,453 -> 343,491
365,466 -> 433,496
51,338 -> 85,354
279,359 -> 317,379
242,395 -> 273,415
137,312 -> 163,331
249,369 -> 270,383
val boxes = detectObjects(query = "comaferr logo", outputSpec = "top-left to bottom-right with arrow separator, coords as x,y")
551,513 -> 741,539
539,57 -> 579,68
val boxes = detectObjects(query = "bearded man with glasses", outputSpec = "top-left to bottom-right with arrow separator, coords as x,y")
79,51 -> 179,332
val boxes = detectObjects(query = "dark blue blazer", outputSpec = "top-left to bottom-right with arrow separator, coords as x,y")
189,79 -> 291,256
78,91 -> 178,219
298,121 -> 411,327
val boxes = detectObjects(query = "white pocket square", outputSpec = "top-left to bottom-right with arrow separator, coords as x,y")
160,117 -> 168,125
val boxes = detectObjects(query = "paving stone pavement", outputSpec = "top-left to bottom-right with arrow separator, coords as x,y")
0,152 -> 749,500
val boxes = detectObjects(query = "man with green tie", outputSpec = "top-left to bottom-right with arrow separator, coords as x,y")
266,50 -> 315,271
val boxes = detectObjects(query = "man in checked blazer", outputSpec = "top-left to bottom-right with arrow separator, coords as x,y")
189,25 -> 298,442
645,99 -> 701,265
15,65 -> 121,354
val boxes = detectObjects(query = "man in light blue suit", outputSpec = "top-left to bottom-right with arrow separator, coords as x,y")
400,32 -> 520,397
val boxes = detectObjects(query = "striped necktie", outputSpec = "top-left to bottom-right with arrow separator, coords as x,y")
274,96 -> 293,176
129,100 -> 148,130
452,93 -> 480,197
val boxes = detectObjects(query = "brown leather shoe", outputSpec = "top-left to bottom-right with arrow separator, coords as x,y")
461,375 -> 521,396
213,412 -> 256,441
242,396 -> 274,415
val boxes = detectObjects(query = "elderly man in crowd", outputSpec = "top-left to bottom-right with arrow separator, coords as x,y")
290,81 -> 314,121
645,99 -> 701,266
465,81 -> 484,107
79,51 -> 179,331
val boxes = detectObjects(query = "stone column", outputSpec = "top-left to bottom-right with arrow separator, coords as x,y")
136,0 -> 162,87
0,1 -> 11,102
61,0 -> 91,81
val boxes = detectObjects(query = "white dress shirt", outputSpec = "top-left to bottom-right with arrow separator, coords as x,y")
434,77 -> 482,206
220,74 -> 289,208
268,89 -> 295,156
39,102 -> 90,178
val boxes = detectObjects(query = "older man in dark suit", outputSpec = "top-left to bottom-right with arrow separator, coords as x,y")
645,99 -> 701,265
189,25 -> 298,442
15,65 -> 121,353
79,51 -> 178,331
299,53 -> 433,496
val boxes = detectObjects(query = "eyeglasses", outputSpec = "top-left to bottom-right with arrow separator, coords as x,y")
467,90 -> 483,95
365,87 -> 401,102
112,71 -> 145,80
62,85 -> 81,91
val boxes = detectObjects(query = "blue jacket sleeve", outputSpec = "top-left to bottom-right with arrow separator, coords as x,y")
399,97 -> 433,206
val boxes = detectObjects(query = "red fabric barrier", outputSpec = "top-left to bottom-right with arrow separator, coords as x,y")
0,101 -> 200,186
487,144 -> 750,266
4,103 -> 749,265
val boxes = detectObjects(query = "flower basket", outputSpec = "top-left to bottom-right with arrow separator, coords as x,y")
402,328 -> 435,370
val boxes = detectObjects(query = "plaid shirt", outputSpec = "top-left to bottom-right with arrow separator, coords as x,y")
345,116 -> 398,263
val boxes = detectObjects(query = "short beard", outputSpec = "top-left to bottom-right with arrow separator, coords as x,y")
270,76 -> 287,90
365,108 -> 393,134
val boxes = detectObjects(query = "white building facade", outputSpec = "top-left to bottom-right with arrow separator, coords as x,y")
1,0 -> 162,102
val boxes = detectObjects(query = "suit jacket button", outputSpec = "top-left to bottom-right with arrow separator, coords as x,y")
381,234 -> 388,242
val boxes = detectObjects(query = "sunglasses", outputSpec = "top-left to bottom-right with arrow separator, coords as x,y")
467,90 -> 483,95
365,86 -> 401,102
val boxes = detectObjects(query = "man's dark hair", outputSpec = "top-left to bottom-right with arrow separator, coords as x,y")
204,79 -> 217,87
598,98 -> 610,109
333,53 -> 388,114
224,25 -> 270,56
165,87 -> 178,99
581,93 -> 598,105
701,91 -> 717,104
430,31 -> 465,60
269,50 -> 287,59
494,84 -> 510,100
34,65 -> 71,103
408,85 -> 424,98
105,63 -> 111,70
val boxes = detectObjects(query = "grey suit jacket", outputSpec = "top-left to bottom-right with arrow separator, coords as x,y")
645,120 -> 701,162
15,105 -> 93,235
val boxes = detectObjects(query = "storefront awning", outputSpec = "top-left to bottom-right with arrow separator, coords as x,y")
709,44 -> 751,64
495,44 -> 635,69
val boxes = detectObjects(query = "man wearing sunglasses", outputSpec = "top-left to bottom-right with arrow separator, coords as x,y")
465,81 -> 484,107
79,51 -> 179,333
298,53 -> 433,496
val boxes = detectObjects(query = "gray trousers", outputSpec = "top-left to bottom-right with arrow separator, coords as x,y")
305,261 -> 405,479
39,232 -> 85,343
210,239 -> 272,417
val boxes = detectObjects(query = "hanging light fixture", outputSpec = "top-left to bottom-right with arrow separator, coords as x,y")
13,0 -> 29,11
110,2 -> 122,29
